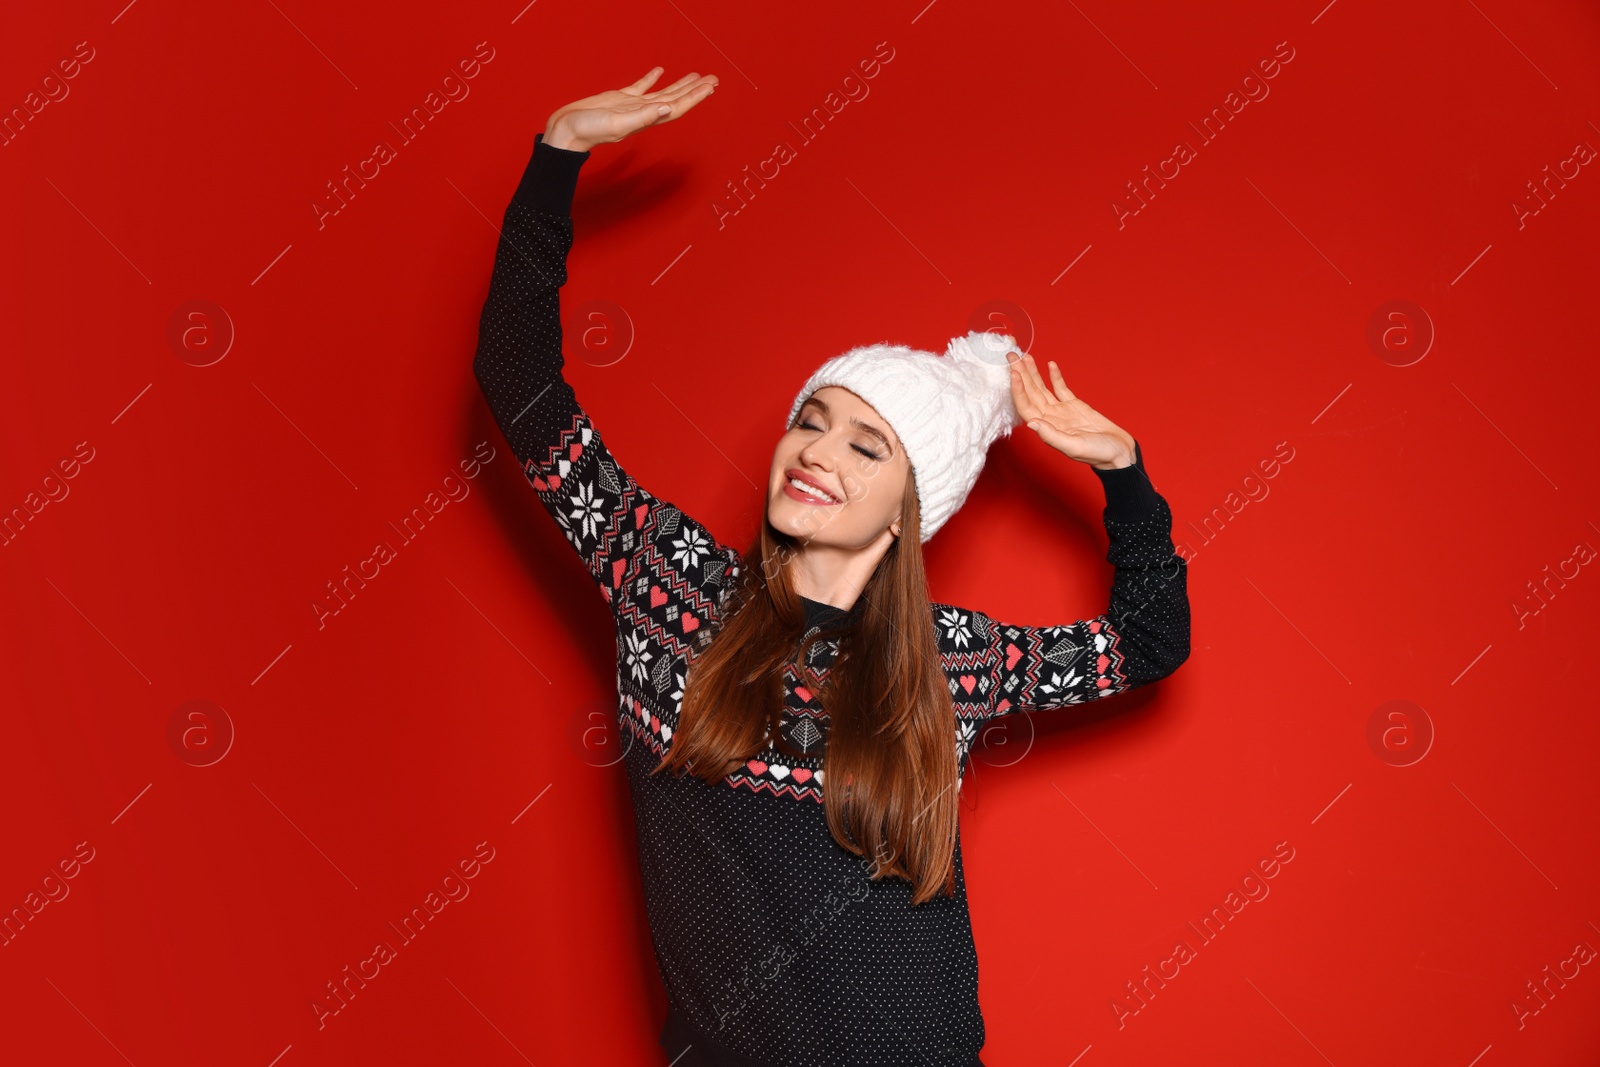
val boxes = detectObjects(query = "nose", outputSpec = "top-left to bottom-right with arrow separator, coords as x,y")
800,439 -> 833,470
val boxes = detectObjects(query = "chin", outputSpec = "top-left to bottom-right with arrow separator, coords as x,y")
768,508 -> 806,539
768,503 -> 824,542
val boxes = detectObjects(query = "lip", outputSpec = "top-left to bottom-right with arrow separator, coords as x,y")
783,468 -> 842,505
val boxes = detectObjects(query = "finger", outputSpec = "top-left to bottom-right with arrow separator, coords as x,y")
650,80 -> 716,121
1024,352 -> 1053,400
625,101 -> 674,133
1026,418 -> 1077,453
1046,360 -> 1077,402
644,71 -> 702,98
1009,352 -> 1046,412
1008,358 -> 1038,420
654,77 -> 718,108
626,66 -> 666,94
1016,352 -> 1052,410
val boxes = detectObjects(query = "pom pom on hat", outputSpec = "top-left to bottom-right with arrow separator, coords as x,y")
784,330 -> 1027,543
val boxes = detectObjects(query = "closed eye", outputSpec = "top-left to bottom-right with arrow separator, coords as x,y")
798,419 -> 884,462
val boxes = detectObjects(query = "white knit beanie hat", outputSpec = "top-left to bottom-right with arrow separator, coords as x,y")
784,330 -> 1026,543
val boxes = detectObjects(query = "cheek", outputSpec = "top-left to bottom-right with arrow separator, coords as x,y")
839,458 -> 898,509
769,440 -> 797,482
838,460 -> 876,502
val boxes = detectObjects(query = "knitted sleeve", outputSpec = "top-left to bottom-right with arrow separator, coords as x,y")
471,134 -> 741,615
967,441 -> 1190,719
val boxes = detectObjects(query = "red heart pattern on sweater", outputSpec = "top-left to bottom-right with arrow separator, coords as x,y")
742,759 -> 814,784
650,586 -> 668,608
1006,643 -> 1024,669
959,675 -> 977,694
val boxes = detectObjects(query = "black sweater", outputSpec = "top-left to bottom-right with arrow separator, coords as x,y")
473,133 -> 1190,1066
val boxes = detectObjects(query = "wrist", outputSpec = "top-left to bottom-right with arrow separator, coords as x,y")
543,116 -> 591,154
1091,443 -> 1137,470
1092,440 -> 1160,519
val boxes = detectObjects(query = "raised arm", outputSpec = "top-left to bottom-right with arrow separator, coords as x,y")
954,350 -> 1190,720
471,134 -> 623,606
472,70 -> 726,615
962,440 -> 1190,721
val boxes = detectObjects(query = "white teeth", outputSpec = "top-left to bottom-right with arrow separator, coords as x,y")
788,476 -> 838,503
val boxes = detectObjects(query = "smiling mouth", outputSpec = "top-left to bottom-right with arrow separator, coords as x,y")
784,475 -> 841,505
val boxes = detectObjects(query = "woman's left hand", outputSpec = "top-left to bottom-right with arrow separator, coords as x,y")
1007,350 -> 1138,469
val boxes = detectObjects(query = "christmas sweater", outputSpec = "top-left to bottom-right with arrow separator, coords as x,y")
472,133 -> 1191,1066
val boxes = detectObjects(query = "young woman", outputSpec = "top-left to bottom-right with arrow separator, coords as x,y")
473,67 -> 1190,1067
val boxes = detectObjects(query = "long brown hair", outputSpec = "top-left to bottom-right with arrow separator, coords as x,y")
653,474 -> 962,904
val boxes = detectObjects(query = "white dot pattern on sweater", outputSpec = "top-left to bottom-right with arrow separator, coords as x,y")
472,135 -> 1190,1066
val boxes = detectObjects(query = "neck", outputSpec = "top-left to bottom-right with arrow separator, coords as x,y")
787,543 -> 889,614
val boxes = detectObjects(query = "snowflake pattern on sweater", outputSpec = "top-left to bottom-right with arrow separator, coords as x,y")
473,133 -> 1189,1066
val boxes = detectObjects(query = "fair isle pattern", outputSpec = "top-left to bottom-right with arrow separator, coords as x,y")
519,396 -> 1169,811
472,132 -> 1190,1067
989,616 -> 1130,715
524,415 -> 733,661
519,405 -> 1121,807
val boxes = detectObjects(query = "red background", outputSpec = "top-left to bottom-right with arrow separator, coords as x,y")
4,0 -> 1599,1063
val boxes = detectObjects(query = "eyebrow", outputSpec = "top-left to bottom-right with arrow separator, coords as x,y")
799,396 -> 894,455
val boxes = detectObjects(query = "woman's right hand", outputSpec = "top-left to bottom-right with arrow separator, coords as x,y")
544,67 -> 718,153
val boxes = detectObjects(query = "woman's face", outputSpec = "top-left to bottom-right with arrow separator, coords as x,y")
767,386 -> 912,549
